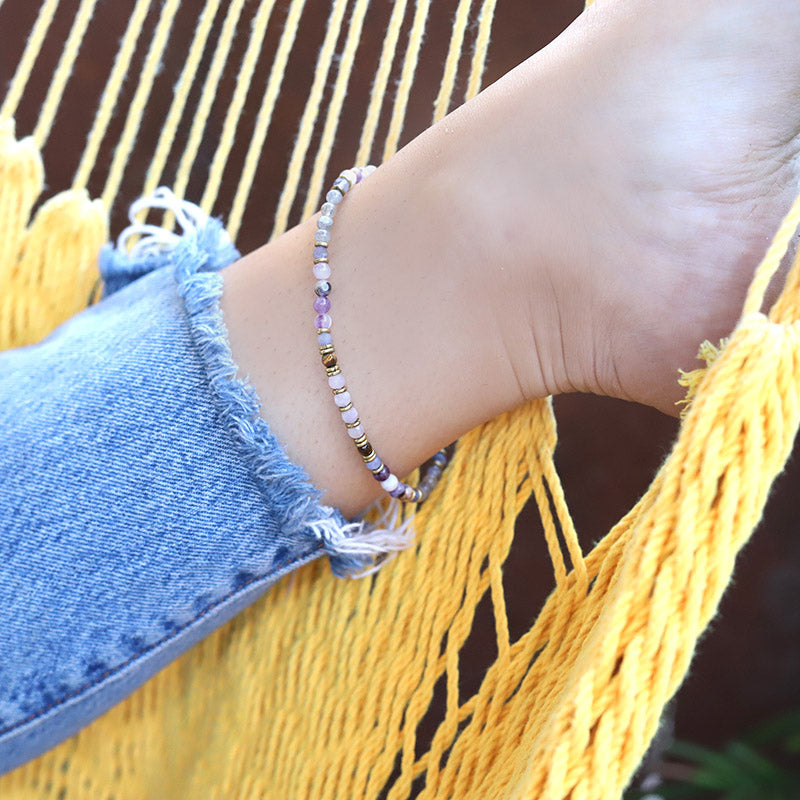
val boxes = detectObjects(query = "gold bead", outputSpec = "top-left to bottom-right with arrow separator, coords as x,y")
332,386 -> 348,395
326,365 -> 341,377
313,256 -> 329,264
345,418 -> 362,429
319,345 -> 335,355
360,449 -> 376,463
316,327 -> 331,334
314,240 -> 328,248
353,433 -> 368,448
339,401 -> 353,413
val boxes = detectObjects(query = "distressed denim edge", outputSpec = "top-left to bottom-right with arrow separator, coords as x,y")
101,202 -> 418,578
171,220 -> 411,578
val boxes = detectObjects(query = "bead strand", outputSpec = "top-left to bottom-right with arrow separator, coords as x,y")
313,165 -> 449,503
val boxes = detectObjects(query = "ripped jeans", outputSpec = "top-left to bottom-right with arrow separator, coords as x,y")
0,201 -> 390,775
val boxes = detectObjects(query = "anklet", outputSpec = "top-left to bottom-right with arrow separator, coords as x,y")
312,165 -> 448,503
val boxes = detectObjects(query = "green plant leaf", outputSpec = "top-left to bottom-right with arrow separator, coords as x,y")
725,741 -> 783,783
784,733 -> 800,754
669,741 -> 749,788
742,710 -> 800,750
645,711 -> 800,800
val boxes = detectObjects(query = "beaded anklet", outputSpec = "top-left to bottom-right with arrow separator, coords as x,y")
312,165 -> 449,503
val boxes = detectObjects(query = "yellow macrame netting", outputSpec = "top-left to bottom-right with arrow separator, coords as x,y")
1,0 -> 799,797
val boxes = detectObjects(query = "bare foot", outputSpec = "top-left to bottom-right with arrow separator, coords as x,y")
581,0 -> 800,413
451,0 -> 800,415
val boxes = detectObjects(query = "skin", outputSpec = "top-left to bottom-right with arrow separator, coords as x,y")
220,0 -> 800,518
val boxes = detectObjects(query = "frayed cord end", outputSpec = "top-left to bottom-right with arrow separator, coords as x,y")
675,338 -> 729,419
99,188 -> 239,299
116,187 -> 231,260
309,499 -> 419,579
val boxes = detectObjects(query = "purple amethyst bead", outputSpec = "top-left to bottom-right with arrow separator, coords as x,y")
373,465 -> 390,482
315,313 -> 331,330
313,262 -> 331,280
354,167 -> 363,183
313,296 -> 331,314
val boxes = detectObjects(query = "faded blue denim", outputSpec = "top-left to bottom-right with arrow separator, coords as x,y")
0,218 -> 371,775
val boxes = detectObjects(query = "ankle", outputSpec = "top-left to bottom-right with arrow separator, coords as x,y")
433,21 -> 617,406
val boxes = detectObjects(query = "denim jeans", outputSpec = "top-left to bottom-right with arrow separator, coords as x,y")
0,216 -> 372,775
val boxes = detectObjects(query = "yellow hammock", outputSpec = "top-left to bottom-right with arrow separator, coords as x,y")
1,0 -> 799,797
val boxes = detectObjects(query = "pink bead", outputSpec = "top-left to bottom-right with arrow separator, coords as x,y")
341,407 -> 358,424
334,391 -> 351,407
347,424 -> 365,439
328,374 -> 346,390
313,263 -> 331,280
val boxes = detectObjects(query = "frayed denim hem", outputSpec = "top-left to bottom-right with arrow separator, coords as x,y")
172,224 -> 374,577
101,196 -> 418,578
